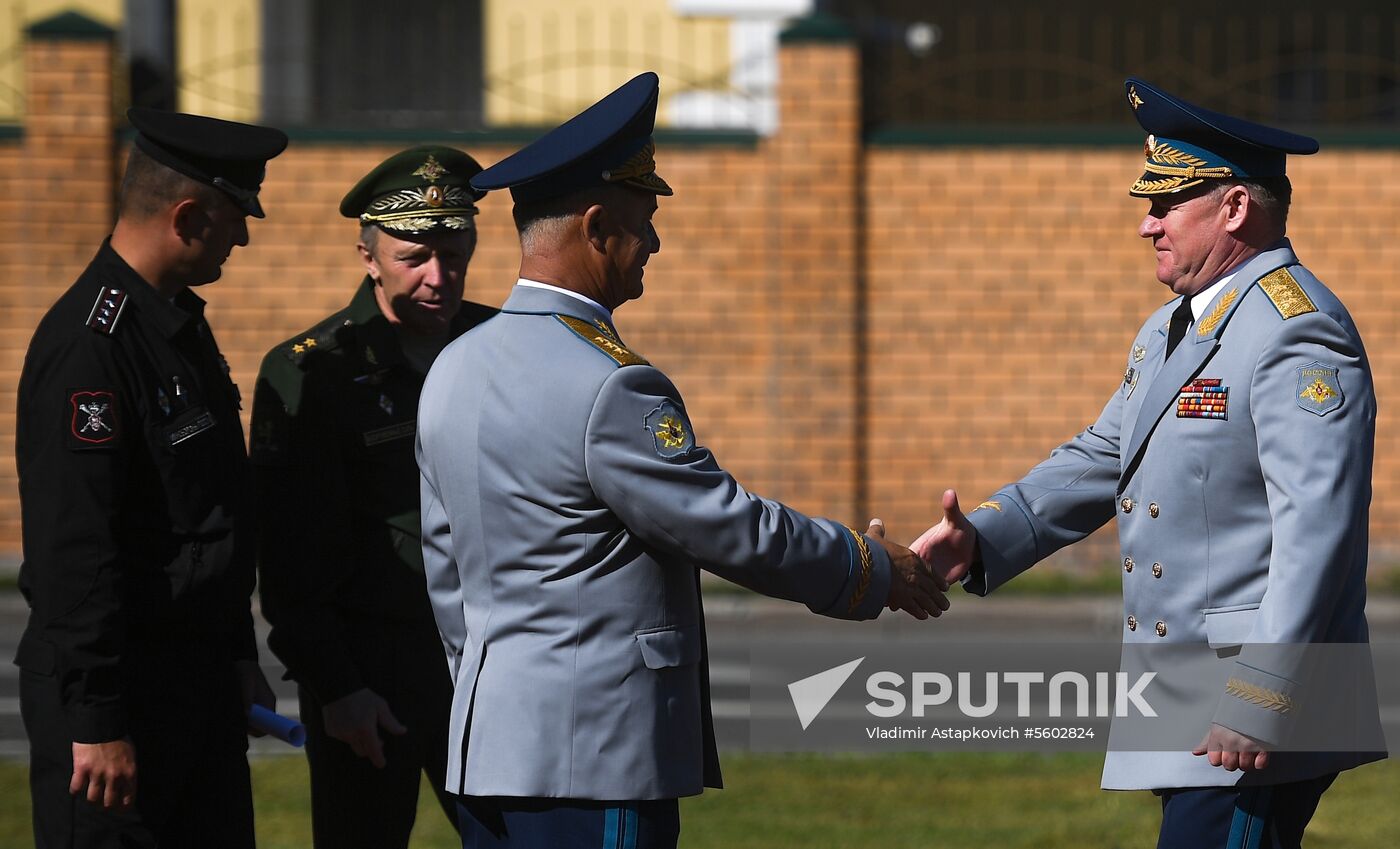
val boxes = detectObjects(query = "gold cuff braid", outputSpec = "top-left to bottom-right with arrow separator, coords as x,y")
845,527 -> 874,614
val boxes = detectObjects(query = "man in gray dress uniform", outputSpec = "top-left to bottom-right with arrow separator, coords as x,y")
916,78 -> 1385,848
417,72 -> 945,848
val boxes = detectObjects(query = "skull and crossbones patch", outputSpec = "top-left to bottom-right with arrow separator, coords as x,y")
68,389 -> 119,448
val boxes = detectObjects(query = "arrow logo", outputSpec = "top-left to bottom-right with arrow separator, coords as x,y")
787,657 -> 865,730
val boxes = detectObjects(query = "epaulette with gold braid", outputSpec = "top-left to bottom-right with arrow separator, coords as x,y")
1257,268 -> 1317,320
556,315 -> 648,367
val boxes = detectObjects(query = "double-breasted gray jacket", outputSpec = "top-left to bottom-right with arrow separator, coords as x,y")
965,242 -> 1385,789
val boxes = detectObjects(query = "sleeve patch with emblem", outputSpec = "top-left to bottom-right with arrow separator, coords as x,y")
1296,362 -> 1343,416
644,400 -> 695,460
68,389 -> 119,448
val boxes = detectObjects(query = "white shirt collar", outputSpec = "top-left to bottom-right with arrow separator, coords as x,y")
515,278 -> 612,319
1189,271 -> 1237,322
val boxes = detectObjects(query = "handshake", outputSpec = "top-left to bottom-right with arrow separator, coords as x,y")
868,489 -> 979,621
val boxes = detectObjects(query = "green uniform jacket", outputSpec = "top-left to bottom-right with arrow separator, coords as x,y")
251,277 -> 497,701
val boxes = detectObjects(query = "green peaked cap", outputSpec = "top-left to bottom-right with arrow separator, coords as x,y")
340,146 -> 487,234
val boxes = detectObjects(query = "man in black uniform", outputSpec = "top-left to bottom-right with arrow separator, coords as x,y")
14,108 -> 287,848
251,146 -> 496,848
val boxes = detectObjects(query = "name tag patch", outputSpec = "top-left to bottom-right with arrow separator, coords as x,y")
1296,362 -> 1343,416
363,421 -> 416,447
166,410 -> 217,446
1178,378 -> 1228,420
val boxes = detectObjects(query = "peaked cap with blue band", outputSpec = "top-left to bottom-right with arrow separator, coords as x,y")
471,72 -> 673,203
1124,78 -> 1319,197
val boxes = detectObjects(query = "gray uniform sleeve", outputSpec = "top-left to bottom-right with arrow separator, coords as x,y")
583,364 -> 890,620
419,446 -> 468,677
1212,311 -> 1375,743
964,391 -> 1124,595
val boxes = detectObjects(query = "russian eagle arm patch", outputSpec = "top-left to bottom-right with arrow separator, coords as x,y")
644,400 -> 695,459
67,389 -> 120,449
1296,362 -> 1343,416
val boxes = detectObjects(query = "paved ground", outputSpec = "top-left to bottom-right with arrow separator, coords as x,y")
0,590 -> 1396,759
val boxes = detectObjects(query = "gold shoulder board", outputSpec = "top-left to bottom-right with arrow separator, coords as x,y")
555,315 -> 648,367
1257,268 -> 1316,320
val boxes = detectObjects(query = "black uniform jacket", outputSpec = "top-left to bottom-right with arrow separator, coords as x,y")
251,277 -> 496,702
14,241 -> 258,743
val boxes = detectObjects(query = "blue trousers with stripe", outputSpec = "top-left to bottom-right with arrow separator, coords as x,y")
1156,773 -> 1337,849
456,797 -> 679,849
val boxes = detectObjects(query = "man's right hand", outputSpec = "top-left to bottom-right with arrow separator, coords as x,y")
71,738 -> 137,810
911,489 -> 978,585
322,687 -> 407,769
868,519 -> 949,620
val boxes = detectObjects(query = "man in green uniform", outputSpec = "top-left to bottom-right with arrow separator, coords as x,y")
251,146 -> 496,848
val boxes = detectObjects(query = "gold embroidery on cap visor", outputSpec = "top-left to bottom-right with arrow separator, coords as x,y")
601,140 -> 673,196
360,185 -> 479,233
1130,137 -> 1235,196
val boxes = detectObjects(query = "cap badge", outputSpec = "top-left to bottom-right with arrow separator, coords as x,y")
1128,85 -> 1145,111
602,140 -> 658,184
425,184 -> 445,208
413,154 -> 449,184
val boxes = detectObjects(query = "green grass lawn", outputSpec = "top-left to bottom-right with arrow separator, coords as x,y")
0,752 -> 1394,848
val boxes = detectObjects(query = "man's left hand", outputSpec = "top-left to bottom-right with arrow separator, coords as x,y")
1193,723 -> 1270,771
236,660 -> 276,737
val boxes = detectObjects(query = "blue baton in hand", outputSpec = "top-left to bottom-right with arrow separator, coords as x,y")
248,704 -> 306,747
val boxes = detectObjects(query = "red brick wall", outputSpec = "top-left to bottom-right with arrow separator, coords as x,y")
864,147 -> 1400,565
3,31 -> 1399,577
0,36 -> 115,551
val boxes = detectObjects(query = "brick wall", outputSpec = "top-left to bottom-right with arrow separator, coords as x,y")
864,146 -> 1400,566
0,31 -> 115,551
3,22 -> 1400,575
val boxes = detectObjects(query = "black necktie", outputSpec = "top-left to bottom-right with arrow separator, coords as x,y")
1165,297 -> 1194,359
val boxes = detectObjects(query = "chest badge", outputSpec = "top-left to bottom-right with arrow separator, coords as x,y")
379,393 -> 395,416
1296,362 -> 1343,416
1122,365 -> 1140,400
1132,344 -> 1146,363
1177,378 -> 1228,420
